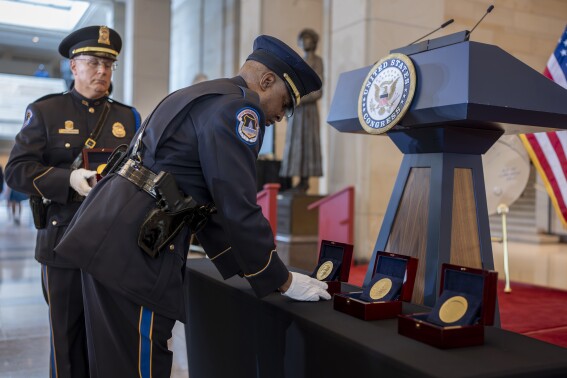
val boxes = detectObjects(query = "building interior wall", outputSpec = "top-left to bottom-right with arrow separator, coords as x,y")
1,0 -> 566,261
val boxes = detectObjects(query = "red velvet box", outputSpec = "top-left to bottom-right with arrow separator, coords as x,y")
310,240 -> 353,296
333,252 -> 418,320
398,263 -> 498,348
82,148 -> 113,180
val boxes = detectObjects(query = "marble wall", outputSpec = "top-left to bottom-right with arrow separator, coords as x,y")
149,0 -> 567,261
321,0 -> 567,261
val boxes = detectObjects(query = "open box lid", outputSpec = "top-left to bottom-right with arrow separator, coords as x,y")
439,263 -> 498,326
316,240 -> 353,282
82,147 -> 113,172
370,251 -> 418,302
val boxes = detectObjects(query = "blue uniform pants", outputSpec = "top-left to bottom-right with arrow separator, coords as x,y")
41,264 -> 89,378
81,271 -> 176,378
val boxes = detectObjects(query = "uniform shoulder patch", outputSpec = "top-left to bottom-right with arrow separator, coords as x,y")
23,108 -> 33,127
235,107 -> 260,145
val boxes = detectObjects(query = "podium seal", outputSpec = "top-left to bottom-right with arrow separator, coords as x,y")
358,53 -> 416,134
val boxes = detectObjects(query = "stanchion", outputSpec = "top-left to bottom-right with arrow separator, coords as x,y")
497,203 -> 512,293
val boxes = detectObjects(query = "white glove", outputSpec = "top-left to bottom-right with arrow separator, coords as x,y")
282,272 -> 332,301
70,168 -> 97,196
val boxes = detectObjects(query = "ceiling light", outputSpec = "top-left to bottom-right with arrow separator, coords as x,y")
0,0 -> 91,32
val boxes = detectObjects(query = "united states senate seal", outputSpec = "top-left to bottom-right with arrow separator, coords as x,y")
316,261 -> 334,281
439,295 -> 468,323
370,277 -> 392,300
358,53 -> 416,135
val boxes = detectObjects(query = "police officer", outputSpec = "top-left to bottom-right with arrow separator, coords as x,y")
5,26 -> 140,377
55,35 -> 330,377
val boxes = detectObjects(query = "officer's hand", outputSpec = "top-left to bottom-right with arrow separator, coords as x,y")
70,168 -> 97,196
281,272 -> 331,301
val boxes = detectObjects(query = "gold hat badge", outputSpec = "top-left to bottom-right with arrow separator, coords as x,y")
98,26 -> 111,45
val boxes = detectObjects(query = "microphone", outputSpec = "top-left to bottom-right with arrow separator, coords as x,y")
467,4 -> 494,38
406,19 -> 454,46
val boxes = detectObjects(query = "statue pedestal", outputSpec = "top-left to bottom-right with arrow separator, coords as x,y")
276,193 -> 323,270
256,160 -> 291,192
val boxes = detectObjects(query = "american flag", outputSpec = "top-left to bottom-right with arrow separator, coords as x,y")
519,25 -> 567,227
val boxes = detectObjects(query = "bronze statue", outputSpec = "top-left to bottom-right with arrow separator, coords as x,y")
280,28 -> 323,192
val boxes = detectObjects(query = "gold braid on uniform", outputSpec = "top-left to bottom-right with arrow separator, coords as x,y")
209,246 -> 231,261
32,167 -> 55,197
244,249 -> 277,277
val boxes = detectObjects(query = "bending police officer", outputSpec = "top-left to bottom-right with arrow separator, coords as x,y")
55,35 -> 330,377
5,26 -> 140,377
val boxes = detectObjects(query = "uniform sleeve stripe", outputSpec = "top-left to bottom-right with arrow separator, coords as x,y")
32,167 -> 54,197
138,306 -> 154,378
209,246 -> 231,261
244,249 -> 277,278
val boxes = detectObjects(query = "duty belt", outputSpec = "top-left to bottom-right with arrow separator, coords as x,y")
116,159 -> 158,199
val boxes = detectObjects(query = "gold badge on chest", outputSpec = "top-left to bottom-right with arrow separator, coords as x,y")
112,122 -> 126,138
59,120 -> 79,134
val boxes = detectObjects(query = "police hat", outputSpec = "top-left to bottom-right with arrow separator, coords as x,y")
246,35 -> 322,108
59,25 -> 122,61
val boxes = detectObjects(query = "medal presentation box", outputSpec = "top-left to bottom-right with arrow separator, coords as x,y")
334,252 -> 417,320
310,240 -> 353,295
82,148 -> 113,180
398,263 -> 498,349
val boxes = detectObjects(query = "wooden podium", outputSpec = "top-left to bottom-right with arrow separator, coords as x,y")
327,32 -> 567,307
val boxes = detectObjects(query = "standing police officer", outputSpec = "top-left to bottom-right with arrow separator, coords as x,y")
55,35 -> 330,377
5,26 -> 140,377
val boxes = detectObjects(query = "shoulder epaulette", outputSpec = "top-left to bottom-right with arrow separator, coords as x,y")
107,97 -> 136,109
33,91 -> 68,104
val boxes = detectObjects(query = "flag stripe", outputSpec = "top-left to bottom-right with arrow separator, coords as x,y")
520,24 -> 567,227
547,54 -> 567,88
534,133 -> 567,215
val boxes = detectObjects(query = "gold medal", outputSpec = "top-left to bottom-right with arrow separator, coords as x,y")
439,295 -> 468,323
96,164 -> 107,175
316,261 -> 334,281
369,277 -> 392,300
112,122 -> 126,138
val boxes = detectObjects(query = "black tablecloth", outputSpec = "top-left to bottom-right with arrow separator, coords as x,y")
185,259 -> 567,378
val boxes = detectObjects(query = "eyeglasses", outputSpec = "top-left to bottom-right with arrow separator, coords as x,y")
74,57 -> 118,71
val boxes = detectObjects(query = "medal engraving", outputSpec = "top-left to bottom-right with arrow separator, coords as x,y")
316,261 -> 334,281
369,277 -> 392,300
439,295 -> 468,323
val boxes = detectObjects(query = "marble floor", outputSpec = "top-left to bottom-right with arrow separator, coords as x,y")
0,202 -> 189,377
1,201 -> 567,377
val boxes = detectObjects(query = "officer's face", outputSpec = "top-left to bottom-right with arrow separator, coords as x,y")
70,55 -> 113,99
259,76 -> 292,126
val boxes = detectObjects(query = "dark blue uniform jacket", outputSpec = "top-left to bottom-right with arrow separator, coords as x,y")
55,77 -> 289,321
5,90 -> 140,268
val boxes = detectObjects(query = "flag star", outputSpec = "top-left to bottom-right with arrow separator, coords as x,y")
561,49 -> 567,56
563,39 -> 567,47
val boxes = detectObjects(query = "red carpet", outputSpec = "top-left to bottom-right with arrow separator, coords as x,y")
348,264 -> 567,348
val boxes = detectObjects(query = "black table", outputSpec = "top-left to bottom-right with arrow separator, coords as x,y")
185,259 -> 567,378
